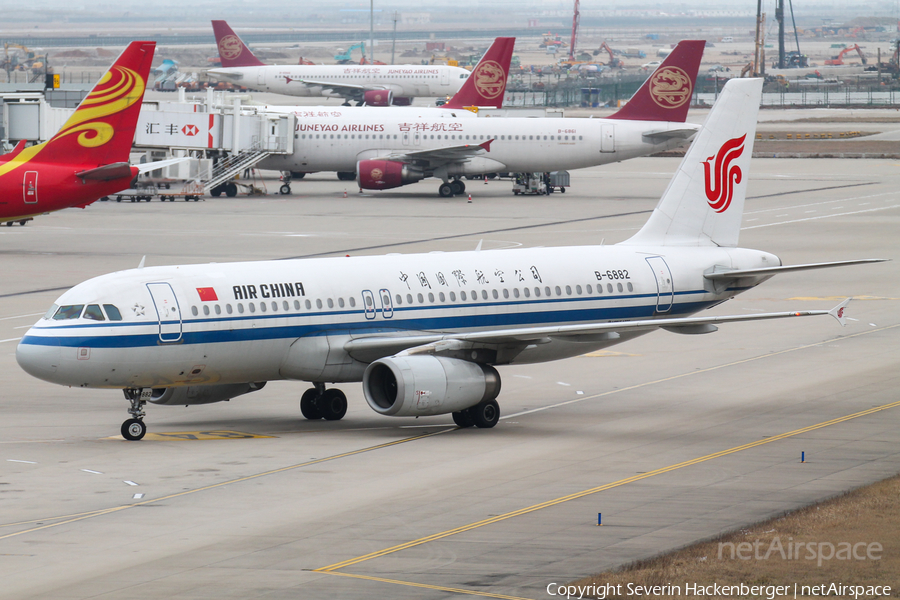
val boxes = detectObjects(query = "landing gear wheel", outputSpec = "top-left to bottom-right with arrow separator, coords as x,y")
337,171 -> 356,181
279,184 -> 291,195
225,182 -> 238,197
290,171 -> 306,179
211,185 -> 223,197
560,187 -> 566,193
450,179 -> 465,195
300,388 -> 323,420
121,418 -> 146,441
438,183 -> 454,197
320,389 -> 348,421
470,399 -> 500,429
452,410 -> 475,428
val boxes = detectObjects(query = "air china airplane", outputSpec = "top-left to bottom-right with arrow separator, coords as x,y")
258,40 -> 706,197
0,42 -> 177,225
207,20 -> 471,106
16,78 -> 884,441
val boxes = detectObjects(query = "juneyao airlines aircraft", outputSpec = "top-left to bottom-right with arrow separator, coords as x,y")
257,40 -> 706,197
207,20 -> 471,106
257,36 -> 515,120
17,78 -> 885,441
0,42 -> 180,226
256,36 -> 515,186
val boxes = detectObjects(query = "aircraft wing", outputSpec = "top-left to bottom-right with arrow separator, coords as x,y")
290,78 -> 392,102
380,139 -> 496,166
344,299 -> 851,361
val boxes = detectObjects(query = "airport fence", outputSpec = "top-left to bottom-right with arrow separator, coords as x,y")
697,90 -> 900,107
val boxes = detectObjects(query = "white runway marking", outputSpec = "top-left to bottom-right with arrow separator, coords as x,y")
0,338 -> 22,344
0,313 -> 43,322
744,204 -> 900,230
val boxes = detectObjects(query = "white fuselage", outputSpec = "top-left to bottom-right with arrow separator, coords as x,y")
17,244 -> 775,390
207,65 -> 470,99
259,116 -> 698,176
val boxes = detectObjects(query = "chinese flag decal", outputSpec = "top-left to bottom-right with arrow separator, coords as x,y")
197,287 -> 218,302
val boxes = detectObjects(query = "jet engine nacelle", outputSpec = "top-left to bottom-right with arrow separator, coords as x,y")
357,159 -> 425,190
363,90 -> 393,106
147,382 -> 266,406
363,355 -> 500,417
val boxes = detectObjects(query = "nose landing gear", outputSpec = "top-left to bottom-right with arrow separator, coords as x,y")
121,389 -> 148,441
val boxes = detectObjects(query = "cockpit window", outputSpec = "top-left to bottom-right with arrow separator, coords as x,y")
53,305 -> 84,320
83,305 -> 105,321
43,304 -> 59,320
104,304 -> 123,321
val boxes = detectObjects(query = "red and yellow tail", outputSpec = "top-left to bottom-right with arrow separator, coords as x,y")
443,37 -> 515,110
0,41 -> 155,172
211,20 -> 266,68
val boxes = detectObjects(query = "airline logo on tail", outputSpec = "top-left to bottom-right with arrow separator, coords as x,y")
55,65 -> 145,151
218,35 -> 244,61
703,134 -> 746,213
650,66 -> 692,109
472,60 -> 506,99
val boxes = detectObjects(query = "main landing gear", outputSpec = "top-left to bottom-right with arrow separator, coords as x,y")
452,398 -> 500,429
122,390 -> 148,441
438,178 -> 466,198
300,383 -> 348,421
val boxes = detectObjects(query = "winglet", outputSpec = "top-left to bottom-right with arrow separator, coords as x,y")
211,20 -> 266,68
479,139 -> 494,152
829,298 -> 851,327
443,37 -> 515,110
607,40 -> 705,123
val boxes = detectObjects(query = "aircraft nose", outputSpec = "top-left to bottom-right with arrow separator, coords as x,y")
16,335 -> 62,384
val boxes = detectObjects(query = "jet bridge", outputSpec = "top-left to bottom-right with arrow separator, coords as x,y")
134,89 -> 295,193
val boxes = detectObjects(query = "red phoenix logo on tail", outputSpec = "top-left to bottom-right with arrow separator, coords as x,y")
703,134 -> 746,213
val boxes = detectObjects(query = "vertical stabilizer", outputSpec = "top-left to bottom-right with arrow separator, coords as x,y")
607,40 -> 705,123
443,37 -> 515,110
620,78 -> 763,248
212,20 -> 266,68
9,41 -> 155,168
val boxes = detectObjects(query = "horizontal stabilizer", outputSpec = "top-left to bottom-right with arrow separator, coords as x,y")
75,163 -> 134,181
704,259 -> 888,280
135,157 -> 189,174
642,127 -> 699,140
829,297 -> 851,327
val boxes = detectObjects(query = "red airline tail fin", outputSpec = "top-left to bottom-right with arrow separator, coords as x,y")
443,37 -> 515,110
36,41 -> 155,165
607,40 -> 705,123
212,20 -> 266,68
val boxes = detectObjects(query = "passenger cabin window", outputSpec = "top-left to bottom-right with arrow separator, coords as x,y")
53,305 -> 84,320
103,304 -> 123,321
83,305 -> 105,321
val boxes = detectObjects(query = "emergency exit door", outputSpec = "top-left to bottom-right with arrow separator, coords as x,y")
23,171 -> 38,204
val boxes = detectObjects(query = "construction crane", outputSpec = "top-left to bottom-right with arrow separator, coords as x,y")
567,0 -> 580,62
825,44 -> 867,66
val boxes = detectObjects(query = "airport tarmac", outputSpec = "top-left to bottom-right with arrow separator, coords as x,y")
1,157 -> 898,599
